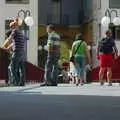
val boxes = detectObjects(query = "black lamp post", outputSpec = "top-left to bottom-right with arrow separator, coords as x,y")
101,9 -> 120,39
101,9 -> 120,27
17,9 -> 34,60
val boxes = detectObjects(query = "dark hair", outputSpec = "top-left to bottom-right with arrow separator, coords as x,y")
47,24 -> 55,30
75,33 -> 83,41
105,29 -> 112,34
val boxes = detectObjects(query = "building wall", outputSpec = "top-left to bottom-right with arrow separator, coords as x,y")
38,0 -> 93,26
0,0 -> 38,65
61,0 -> 83,25
38,0 -> 48,24
83,0 -> 93,22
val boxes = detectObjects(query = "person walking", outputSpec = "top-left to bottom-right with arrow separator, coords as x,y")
40,24 -> 60,86
1,18 -> 26,86
70,33 -> 91,86
97,30 -> 118,86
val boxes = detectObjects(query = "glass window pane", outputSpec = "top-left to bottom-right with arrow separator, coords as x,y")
5,20 -> 13,39
109,0 -> 120,8
6,0 -> 29,4
115,27 -> 120,41
98,0 -> 101,9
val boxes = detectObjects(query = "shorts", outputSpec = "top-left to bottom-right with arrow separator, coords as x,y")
99,54 -> 113,68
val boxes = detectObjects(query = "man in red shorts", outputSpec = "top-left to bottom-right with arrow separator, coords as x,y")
97,30 -> 118,86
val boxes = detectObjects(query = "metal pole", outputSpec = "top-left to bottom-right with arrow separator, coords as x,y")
18,9 -> 26,18
110,10 -> 118,17
26,10 -> 31,17
105,9 -> 112,22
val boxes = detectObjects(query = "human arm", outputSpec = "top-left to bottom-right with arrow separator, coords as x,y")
96,41 -> 100,59
1,38 -> 12,49
113,42 -> 118,59
85,43 -> 91,65
70,42 -> 76,57
1,30 -> 14,49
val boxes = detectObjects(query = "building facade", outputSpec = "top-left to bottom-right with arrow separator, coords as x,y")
38,0 -> 94,68
38,0 -> 93,28
0,0 -> 38,65
38,0 -> 94,45
0,0 -> 99,67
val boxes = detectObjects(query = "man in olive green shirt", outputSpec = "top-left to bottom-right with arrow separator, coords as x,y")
40,24 -> 60,86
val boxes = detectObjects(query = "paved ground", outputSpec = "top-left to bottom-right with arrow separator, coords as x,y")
0,83 -> 120,96
0,83 -> 120,120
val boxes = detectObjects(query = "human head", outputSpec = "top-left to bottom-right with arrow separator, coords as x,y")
9,18 -> 19,29
75,33 -> 83,41
46,24 -> 55,33
105,29 -> 112,38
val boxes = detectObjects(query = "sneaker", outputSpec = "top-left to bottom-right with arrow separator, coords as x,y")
108,82 -> 112,86
40,82 -> 54,87
100,82 -> 104,86
51,82 -> 57,86
100,80 -> 104,86
76,83 -> 79,86
40,82 -> 48,87
19,83 -> 25,86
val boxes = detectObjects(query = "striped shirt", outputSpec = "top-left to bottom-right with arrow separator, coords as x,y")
11,29 -> 26,53
47,31 -> 60,55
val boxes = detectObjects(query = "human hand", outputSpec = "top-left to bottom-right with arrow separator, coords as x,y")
114,54 -> 119,60
97,54 -> 100,60
86,64 -> 92,71
0,47 -> 9,51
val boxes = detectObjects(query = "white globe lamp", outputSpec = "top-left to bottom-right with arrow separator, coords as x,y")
24,16 -> 34,26
113,17 -> 120,26
43,45 -> 48,51
18,18 -> 23,26
101,16 -> 110,27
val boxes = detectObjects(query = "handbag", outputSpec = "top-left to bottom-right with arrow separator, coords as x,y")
70,41 -> 83,63
70,55 -> 75,62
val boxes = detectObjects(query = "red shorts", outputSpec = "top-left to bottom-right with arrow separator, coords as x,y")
99,54 -> 113,68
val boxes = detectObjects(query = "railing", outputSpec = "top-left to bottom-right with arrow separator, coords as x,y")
91,56 -> 120,82
0,48 -> 44,84
1,47 -> 120,84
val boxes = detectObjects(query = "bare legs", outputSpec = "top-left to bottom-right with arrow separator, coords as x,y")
99,67 -> 105,85
99,67 -> 112,86
107,68 -> 112,86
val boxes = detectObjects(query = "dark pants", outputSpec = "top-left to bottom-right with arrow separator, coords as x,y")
8,52 -> 25,86
44,54 -> 59,85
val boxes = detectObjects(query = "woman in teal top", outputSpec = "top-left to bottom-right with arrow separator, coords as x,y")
71,33 -> 91,86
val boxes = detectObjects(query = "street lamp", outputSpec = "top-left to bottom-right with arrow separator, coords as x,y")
17,9 -> 34,27
101,9 -> 120,27
17,9 -> 34,61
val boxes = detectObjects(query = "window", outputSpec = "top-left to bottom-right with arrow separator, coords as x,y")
47,0 -> 61,24
99,24 -> 101,39
109,0 -> 120,8
98,0 -> 101,9
52,0 -> 61,24
6,0 -> 29,4
5,20 -> 13,38
115,27 -> 120,41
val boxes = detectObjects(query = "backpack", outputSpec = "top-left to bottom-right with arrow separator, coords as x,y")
99,38 -> 115,54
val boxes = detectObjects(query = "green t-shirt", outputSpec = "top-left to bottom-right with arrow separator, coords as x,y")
72,40 -> 88,57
